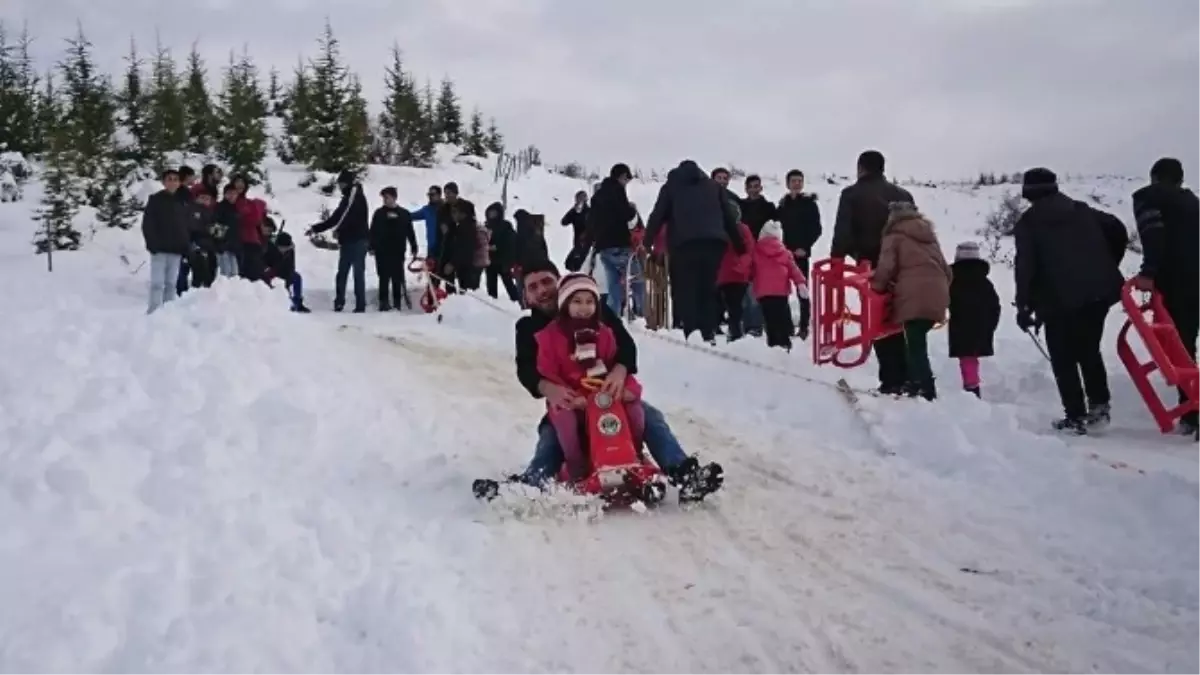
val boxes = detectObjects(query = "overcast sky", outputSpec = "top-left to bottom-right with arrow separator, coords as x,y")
4,0 -> 1197,179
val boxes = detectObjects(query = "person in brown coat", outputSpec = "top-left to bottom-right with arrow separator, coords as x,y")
871,201 -> 952,400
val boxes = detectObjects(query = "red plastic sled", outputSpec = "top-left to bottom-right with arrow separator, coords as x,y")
810,257 -> 902,368
410,259 -> 448,314
1116,279 -> 1199,433
557,377 -> 667,506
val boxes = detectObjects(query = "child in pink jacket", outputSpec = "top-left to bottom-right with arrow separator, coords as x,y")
752,220 -> 809,350
535,273 -> 644,481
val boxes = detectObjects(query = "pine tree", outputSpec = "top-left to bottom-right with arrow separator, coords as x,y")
116,37 -> 149,161
34,126 -> 83,254
341,73 -> 371,175
414,79 -> 437,166
145,38 -> 187,164
434,76 -> 463,145
57,24 -> 116,208
215,50 -> 268,183
484,116 -> 504,154
182,45 -> 215,155
94,137 -> 141,229
267,66 -> 283,116
32,69 -> 58,154
379,43 -> 425,166
0,22 -> 42,155
464,108 -> 487,157
277,59 -> 312,164
305,20 -> 365,173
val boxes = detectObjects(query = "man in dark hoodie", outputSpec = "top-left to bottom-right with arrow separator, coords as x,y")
369,186 -> 419,311
561,190 -> 590,271
644,159 -> 746,344
307,169 -> 370,312
1014,168 -> 1125,435
831,150 -> 915,394
1131,157 -> 1199,436
587,163 -> 639,314
777,170 -> 823,340
484,201 -> 520,302
142,168 -> 192,314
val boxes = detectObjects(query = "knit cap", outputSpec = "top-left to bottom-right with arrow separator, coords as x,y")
557,272 -> 600,312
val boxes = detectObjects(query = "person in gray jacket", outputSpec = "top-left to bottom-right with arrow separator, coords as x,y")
644,159 -> 746,343
142,168 -> 192,314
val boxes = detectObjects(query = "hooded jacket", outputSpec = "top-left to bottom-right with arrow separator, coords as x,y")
587,177 -> 637,251
311,182 -> 369,243
644,160 -> 744,254
485,202 -> 517,267
871,203 -> 952,324
752,221 -> 808,299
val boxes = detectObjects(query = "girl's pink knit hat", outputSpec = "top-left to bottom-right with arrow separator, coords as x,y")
557,272 -> 600,311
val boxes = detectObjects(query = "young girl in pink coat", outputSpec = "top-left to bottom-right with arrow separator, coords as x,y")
535,273 -> 644,481
752,220 -> 809,350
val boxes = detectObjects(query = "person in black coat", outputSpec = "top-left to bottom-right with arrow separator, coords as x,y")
561,190 -> 590,271
142,168 -> 191,313
438,201 -> 482,294
738,174 -> 777,237
514,209 -> 550,270
211,184 -> 243,278
1014,167 -> 1125,434
776,169 -> 823,339
947,242 -> 1001,398
1131,157 -> 1200,435
644,159 -> 745,344
369,186 -> 419,311
307,169 -> 370,312
484,201 -> 519,302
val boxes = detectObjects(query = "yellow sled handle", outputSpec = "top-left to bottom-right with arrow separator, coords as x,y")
579,377 -> 605,392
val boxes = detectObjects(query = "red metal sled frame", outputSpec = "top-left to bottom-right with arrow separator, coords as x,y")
410,259 -> 448,314
811,257 -> 902,368
557,378 -> 664,505
1116,279 -> 1198,433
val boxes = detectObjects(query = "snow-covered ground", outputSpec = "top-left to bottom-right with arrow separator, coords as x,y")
0,151 -> 1195,673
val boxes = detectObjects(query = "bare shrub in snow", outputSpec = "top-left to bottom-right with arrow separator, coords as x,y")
978,191 -> 1026,267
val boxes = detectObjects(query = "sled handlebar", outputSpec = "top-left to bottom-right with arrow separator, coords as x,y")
579,377 -> 605,392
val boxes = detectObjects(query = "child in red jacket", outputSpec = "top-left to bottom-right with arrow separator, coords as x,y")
752,221 -> 809,350
535,273 -> 644,481
716,221 -> 756,341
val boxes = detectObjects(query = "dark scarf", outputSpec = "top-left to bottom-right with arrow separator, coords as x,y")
557,312 -> 608,379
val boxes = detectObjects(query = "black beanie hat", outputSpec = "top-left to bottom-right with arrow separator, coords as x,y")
1022,168 -> 1058,187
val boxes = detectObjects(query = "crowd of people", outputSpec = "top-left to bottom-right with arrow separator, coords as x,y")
139,150 -> 1198,439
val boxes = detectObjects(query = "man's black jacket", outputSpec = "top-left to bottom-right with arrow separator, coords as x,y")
515,304 -> 637,398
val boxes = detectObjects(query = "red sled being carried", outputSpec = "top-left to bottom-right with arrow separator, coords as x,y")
556,377 -> 668,507
810,257 -> 901,368
1116,279 -> 1199,433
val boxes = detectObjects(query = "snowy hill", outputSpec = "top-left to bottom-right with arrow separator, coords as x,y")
0,152 -> 1195,672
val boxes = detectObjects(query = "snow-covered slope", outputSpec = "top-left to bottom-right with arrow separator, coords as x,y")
0,153 -> 1195,673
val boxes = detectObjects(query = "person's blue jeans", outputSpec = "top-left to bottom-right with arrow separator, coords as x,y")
742,288 -> 764,334
521,400 -> 686,484
628,254 -> 645,317
335,239 -> 368,309
147,253 -> 182,314
597,248 -> 631,315
288,272 -> 304,310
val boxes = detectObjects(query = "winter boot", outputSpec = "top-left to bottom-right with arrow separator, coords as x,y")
291,303 -> 312,314
1085,402 -> 1111,430
1176,416 -> 1198,439
379,301 -> 392,312
964,385 -> 981,399
334,301 -> 345,312
667,456 -> 724,502
1052,416 -> 1088,436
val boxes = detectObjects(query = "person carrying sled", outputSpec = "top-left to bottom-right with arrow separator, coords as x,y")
306,169 -> 370,312
1130,157 -> 1199,437
830,150 -> 915,395
535,273 -> 646,481
947,241 -> 1001,398
513,259 -> 723,498
870,202 -> 952,401
644,160 -> 747,344
369,186 -> 419,311
753,221 -> 810,350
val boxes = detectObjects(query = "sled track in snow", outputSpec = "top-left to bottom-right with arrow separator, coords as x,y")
331,322 -> 1135,672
